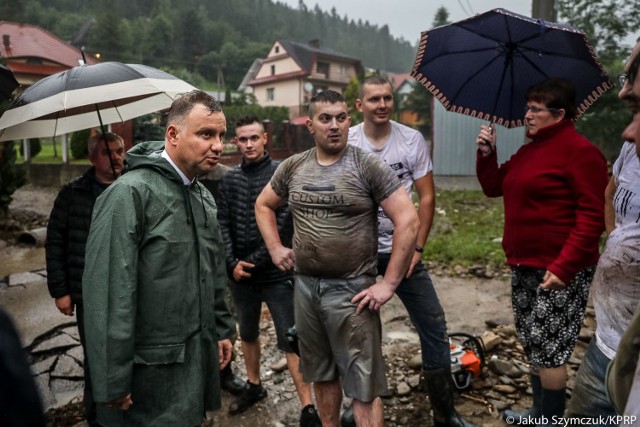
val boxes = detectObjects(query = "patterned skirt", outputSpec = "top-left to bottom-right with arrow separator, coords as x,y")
510,265 -> 595,368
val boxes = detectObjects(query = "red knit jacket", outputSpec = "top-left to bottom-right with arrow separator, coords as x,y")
476,119 -> 607,284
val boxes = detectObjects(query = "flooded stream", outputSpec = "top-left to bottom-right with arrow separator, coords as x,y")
0,246 -> 45,278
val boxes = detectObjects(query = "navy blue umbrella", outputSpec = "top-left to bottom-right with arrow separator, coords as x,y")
411,8 -> 613,128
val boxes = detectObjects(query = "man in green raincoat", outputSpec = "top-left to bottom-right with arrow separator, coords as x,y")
82,90 -> 235,426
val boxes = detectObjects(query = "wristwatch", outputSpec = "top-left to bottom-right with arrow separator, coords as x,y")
415,245 -> 424,254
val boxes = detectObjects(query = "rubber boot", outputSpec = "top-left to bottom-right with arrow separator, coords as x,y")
423,367 -> 478,427
538,388 -> 565,427
501,374 -> 542,424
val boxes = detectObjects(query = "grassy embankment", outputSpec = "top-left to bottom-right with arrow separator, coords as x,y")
423,190 -> 506,272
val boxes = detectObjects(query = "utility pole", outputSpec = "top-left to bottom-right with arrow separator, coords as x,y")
531,0 -> 557,21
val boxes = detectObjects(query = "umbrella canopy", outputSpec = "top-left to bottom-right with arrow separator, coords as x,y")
411,8 -> 613,128
0,62 -> 197,141
0,64 -> 19,101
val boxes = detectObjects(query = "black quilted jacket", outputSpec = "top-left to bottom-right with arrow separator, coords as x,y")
217,153 -> 293,284
45,168 -> 108,304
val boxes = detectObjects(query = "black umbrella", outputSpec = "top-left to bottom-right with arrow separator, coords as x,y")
0,61 -> 196,176
0,61 -> 196,140
411,8 -> 613,128
0,64 -> 19,101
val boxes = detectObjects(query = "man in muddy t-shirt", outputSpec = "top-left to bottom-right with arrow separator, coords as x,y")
279,150 -> 394,278
255,90 -> 418,426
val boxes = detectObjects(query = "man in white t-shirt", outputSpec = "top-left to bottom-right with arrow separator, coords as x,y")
567,41 -> 640,419
345,75 -> 477,427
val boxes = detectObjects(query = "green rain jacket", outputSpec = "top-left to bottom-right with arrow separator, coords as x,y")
82,141 -> 235,426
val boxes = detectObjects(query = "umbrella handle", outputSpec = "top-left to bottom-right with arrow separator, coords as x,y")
480,121 -> 495,154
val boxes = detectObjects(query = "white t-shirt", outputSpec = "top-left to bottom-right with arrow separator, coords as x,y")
348,121 -> 432,253
593,142 -> 640,359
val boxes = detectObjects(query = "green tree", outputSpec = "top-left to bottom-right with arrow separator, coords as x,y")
177,6 -> 207,71
199,41 -> 269,91
1,0 -> 25,22
28,138 -> 41,158
89,4 -> 128,61
556,0 -> 640,158
433,6 -> 450,27
343,76 -> 362,124
557,0 -> 640,64
404,82 -> 433,138
144,14 -> 175,68
133,114 -> 165,144
70,129 -> 91,160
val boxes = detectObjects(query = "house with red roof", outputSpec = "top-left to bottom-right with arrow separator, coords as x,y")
0,21 -> 96,92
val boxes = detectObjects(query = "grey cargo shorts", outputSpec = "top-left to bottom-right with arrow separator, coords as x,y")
293,274 -> 388,402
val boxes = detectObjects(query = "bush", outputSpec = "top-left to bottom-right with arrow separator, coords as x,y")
133,113 -> 165,145
28,138 -> 41,158
70,129 -> 91,159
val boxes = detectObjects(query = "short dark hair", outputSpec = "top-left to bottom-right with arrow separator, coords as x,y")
167,90 -> 222,127
235,115 -> 262,129
526,78 -> 577,120
309,90 -> 345,118
359,74 -> 391,98
88,132 -> 124,159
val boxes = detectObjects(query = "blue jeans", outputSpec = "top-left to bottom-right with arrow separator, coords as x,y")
378,253 -> 450,369
566,339 -> 617,419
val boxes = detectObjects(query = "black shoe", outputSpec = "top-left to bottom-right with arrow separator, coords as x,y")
220,366 -> 246,396
300,404 -> 322,427
340,403 -> 355,427
228,381 -> 267,415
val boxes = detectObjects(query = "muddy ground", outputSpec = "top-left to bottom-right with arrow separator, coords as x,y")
2,185 -> 590,427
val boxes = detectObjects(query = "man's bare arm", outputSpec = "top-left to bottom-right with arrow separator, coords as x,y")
352,187 -> 419,314
408,172 -> 435,277
255,183 -> 294,271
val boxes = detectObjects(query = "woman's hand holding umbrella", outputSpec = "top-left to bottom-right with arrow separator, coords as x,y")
476,124 -> 496,156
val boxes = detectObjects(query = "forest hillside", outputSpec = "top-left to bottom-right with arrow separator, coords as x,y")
2,0 -> 418,89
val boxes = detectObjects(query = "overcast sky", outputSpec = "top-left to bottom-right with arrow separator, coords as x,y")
276,0 -> 532,43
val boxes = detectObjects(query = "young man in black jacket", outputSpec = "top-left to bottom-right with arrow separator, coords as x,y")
45,132 -> 125,425
217,116 -> 320,426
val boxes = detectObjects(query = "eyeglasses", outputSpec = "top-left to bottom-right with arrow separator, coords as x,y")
618,73 -> 629,88
236,134 -> 261,143
524,105 -> 558,114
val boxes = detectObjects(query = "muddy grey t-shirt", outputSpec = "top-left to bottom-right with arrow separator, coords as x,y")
593,142 -> 640,359
270,145 -> 402,278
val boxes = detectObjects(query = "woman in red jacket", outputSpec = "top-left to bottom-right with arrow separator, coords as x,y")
475,78 -> 608,422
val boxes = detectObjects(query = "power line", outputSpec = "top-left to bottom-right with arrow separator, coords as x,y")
457,0 -> 472,17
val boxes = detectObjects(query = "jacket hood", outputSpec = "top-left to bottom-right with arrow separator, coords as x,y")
125,141 -> 182,184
